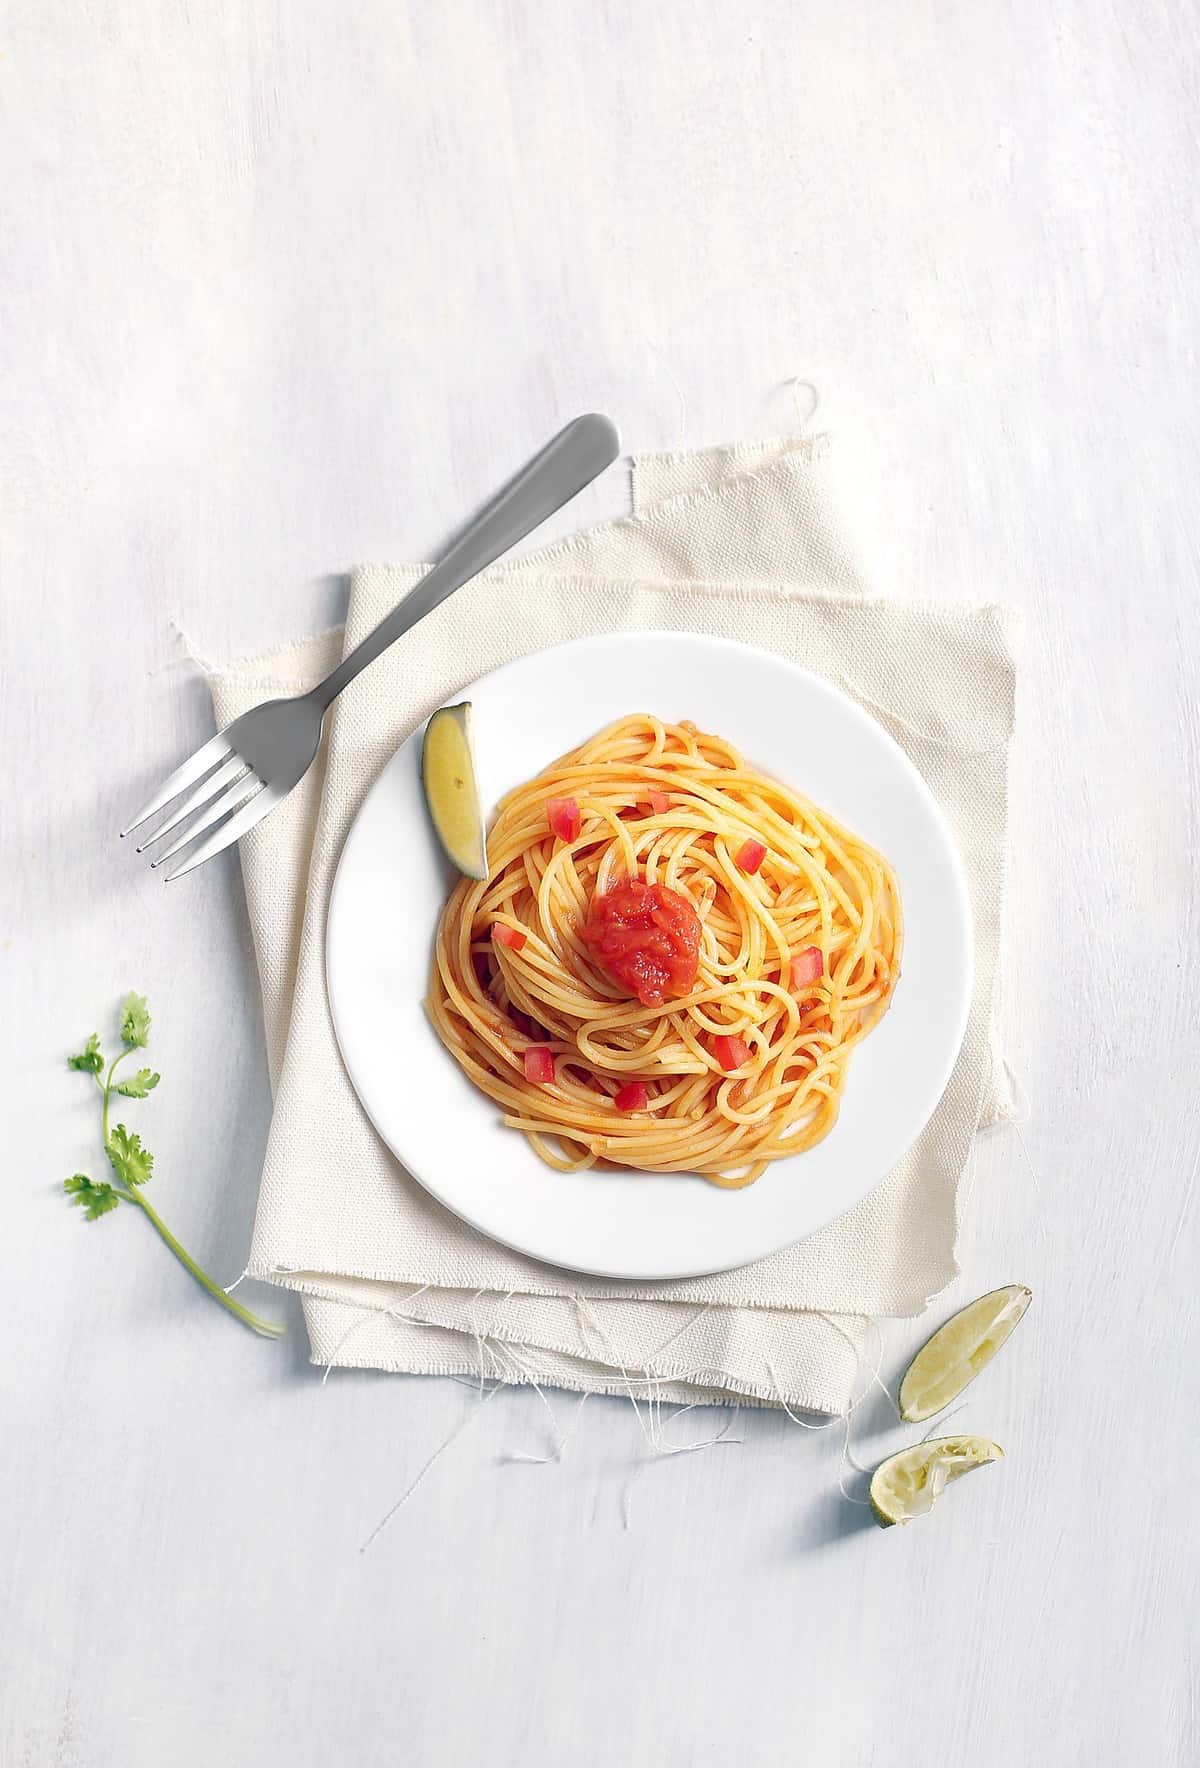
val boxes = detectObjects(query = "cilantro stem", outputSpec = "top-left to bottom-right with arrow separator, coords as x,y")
66,995 -> 285,1341
95,1034 -> 283,1339
122,1188 -> 286,1338
100,1050 -> 131,1146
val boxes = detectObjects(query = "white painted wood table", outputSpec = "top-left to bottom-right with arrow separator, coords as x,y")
3,4 -> 1197,1763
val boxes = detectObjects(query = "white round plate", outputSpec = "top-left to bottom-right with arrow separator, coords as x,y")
327,632 -> 972,1280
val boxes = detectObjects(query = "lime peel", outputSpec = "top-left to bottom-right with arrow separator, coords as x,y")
898,1284 -> 1032,1423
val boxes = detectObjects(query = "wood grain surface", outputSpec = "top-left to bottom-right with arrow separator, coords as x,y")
2,3 -> 1197,1764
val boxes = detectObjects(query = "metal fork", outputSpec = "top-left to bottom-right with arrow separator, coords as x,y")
121,413 -> 621,879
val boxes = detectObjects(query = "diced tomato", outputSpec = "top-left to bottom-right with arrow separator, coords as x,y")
491,923 -> 527,952
790,946 -> 824,987
523,1046 -> 555,1085
546,796 -> 581,842
646,792 -> 670,815
735,838 -> 767,875
711,1033 -> 752,1073
614,1081 -> 648,1113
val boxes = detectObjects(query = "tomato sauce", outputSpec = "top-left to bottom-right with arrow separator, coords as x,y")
582,878 -> 701,1007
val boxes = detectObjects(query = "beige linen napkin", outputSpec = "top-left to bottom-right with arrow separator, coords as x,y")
209,435 -> 1016,1414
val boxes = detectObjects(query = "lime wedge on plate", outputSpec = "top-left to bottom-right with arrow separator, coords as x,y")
898,1284 -> 1031,1423
422,702 -> 488,880
869,1435 -> 1004,1527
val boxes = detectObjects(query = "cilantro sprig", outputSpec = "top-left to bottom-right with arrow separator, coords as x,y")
64,993 -> 284,1339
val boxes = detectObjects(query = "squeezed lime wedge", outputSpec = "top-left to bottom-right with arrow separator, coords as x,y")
898,1284 -> 1031,1422
421,702 -> 488,880
869,1435 -> 1004,1527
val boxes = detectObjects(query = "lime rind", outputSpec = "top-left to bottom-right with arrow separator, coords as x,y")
898,1284 -> 1031,1423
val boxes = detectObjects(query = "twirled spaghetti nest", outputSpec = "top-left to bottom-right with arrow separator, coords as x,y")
427,715 -> 901,1187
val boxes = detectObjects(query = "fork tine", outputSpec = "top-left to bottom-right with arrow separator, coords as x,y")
149,774 -> 264,870
134,756 -> 251,853
163,786 -> 277,882
120,732 -> 233,838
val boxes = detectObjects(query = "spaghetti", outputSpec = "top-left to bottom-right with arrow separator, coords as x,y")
427,715 -> 901,1187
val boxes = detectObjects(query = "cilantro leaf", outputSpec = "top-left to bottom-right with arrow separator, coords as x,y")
107,1124 -> 154,1187
64,1174 -> 121,1220
120,992 -> 151,1049
114,1068 -> 160,1099
68,1033 -> 104,1074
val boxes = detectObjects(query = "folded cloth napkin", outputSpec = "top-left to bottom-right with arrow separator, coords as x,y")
208,435 -> 1016,1414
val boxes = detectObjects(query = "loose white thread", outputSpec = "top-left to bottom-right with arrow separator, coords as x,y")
1002,1055 -> 1032,1127
571,1296 -> 720,1401
223,1269 -> 249,1296
826,1410 -> 869,1505
358,1382 -> 506,1555
571,1295 -> 745,1525
573,1295 -> 658,1452
767,1316 -> 902,1505
621,1410 -> 742,1530
645,1301 -> 715,1363
835,679 -> 1009,759
1008,1118 -> 1044,1209
764,1364 -> 843,1434
460,1288 -> 488,1395
318,1285 -> 433,1386
818,1312 -> 898,1417
147,619 -> 220,680
643,334 -> 688,445
921,1404 -> 968,1443
770,1359 -> 872,1503
996,1046 -> 1032,1131
329,1284 -> 916,1522
499,1343 -> 568,1465
788,378 -> 821,430
560,1390 -> 591,1456
574,1294 -> 694,1452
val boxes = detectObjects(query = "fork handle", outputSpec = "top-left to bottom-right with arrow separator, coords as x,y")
312,414 -> 621,709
